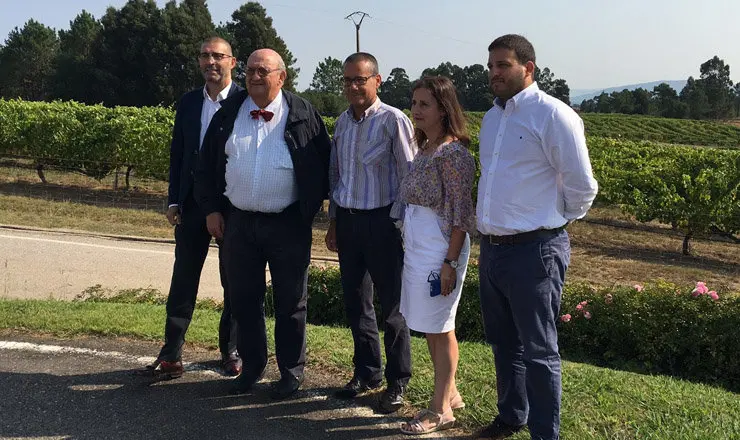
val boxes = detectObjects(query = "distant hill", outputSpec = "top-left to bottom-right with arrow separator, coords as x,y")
571,80 -> 687,106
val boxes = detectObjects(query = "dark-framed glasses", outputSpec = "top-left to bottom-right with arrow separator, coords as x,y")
343,75 -> 375,86
246,67 -> 282,78
198,52 -> 233,61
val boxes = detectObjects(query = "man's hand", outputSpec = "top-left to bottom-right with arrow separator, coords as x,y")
440,263 -> 457,296
166,206 -> 180,226
206,212 -> 225,240
325,220 -> 338,252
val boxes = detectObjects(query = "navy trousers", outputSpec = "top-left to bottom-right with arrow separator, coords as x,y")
478,230 -> 570,440
222,202 -> 310,381
159,194 -> 237,361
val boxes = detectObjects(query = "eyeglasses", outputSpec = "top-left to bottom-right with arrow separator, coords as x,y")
198,52 -> 233,61
246,67 -> 282,78
343,75 -> 375,86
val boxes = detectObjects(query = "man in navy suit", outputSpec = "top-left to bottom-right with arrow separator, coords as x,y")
137,37 -> 242,379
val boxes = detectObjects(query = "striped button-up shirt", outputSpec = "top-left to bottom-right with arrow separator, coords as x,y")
224,92 -> 298,213
329,98 -> 417,220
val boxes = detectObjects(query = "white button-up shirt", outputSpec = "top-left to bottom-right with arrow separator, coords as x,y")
476,83 -> 598,235
200,82 -> 231,148
224,92 -> 298,213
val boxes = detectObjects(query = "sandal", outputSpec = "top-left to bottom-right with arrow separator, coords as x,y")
450,392 -> 465,410
400,409 -> 455,435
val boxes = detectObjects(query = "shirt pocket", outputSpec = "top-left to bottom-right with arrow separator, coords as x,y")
274,150 -> 295,170
359,137 -> 391,166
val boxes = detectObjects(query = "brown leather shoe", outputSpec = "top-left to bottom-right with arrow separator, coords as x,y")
135,359 -> 184,380
222,353 -> 242,377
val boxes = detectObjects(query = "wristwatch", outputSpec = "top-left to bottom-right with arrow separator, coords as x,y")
443,258 -> 459,269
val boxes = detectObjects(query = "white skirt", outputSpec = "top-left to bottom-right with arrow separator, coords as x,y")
400,204 -> 470,334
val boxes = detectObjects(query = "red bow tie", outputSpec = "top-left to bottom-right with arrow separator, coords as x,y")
250,109 -> 274,122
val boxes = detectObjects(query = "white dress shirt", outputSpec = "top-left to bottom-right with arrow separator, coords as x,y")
476,83 -> 598,235
200,82 -> 232,148
169,82 -> 232,209
224,92 -> 298,213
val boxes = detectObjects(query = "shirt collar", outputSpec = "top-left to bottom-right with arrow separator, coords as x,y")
203,82 -> 232,103
246,90 -> 284,113
494,82 -> 539,110
345,97 -> 382,122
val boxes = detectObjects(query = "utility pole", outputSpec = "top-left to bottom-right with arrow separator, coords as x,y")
345,11 -> 370,52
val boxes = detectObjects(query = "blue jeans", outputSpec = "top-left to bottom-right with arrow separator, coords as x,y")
478,230 -> 570,440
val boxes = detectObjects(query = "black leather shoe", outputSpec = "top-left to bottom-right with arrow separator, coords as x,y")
270,374 -> 304,400
229,369 -> 264,395
471,416 -> 526,440
335,376 -> 383,399
377,382 -> 405,414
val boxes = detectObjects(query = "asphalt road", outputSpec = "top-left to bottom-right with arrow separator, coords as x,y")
0,332 -> 467,440
0,225 -> 225,301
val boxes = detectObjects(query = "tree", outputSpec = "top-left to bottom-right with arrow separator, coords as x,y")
92,0 -> 165,106
535,66 -> 570,105
534,66 -> 554,92
0,19 -> 59,101
299,89 -> 346,117
379,67 -> 412,110
152,0 -> 216,105
611,89 -> 635,114
420,62 -> 493,111
698,56 -> 735,119
462,64 -> 494,111
309,57 -> 343,95
550,78 -> 570,106
735,82 -> 740,116
220,2 -> 299,91
681,76 -> 710,119
653,83 -> 686,118
631,88 -> 652,115
51,11 -> 103,103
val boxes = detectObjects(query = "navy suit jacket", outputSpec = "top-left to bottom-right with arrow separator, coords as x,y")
167,83 -> 243,214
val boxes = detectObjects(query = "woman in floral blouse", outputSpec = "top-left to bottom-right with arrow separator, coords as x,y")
398,76 -> 476,435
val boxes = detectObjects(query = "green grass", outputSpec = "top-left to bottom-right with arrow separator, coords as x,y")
1,298 -> 738,439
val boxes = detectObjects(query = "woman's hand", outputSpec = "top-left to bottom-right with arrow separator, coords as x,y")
440,263 -> 457,296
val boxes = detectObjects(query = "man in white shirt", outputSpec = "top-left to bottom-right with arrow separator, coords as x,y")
195,48 -> 331,400
473,34 -> 598,440
137,37 -> 242,381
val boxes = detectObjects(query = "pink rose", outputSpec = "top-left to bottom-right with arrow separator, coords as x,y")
576,304 -> 583,311
584,311 -> 592,319
709,291 -> 719,301
560,314 -> 572,323
633,284 -> 644,292
579,300 -> 588,306
692,281 -> 709,296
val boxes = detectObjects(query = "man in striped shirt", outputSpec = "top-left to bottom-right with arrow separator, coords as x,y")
325,52 -> 417,413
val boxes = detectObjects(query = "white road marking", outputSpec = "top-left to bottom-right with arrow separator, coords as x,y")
0,340 -> 220,376
0,234 -> 174,256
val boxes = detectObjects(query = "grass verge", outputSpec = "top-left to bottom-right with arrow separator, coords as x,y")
0,298 -> 738,439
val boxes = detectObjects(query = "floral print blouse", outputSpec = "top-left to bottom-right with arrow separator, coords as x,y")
399,140 -> 476,238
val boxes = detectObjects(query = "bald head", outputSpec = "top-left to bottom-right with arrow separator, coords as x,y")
245,48 -> 287,108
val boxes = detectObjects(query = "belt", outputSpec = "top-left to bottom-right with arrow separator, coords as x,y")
483,226 -> 566,245
337,205 -> 391,215
229,201 -> 299,217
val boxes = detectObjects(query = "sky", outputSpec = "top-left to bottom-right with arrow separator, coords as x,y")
2,0 -> 739,94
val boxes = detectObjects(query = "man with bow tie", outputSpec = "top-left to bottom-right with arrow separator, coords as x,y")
195,48 -> 331,399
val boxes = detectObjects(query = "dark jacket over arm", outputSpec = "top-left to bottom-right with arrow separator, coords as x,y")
168,83 -> 243,211
194,90 -> 331,224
